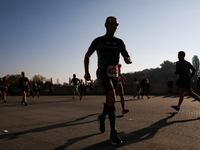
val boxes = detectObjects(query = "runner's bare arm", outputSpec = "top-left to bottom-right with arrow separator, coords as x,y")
123,56 -> 132,64
84,50 -> 93,81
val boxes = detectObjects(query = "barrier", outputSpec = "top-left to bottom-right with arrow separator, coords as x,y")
7,82 -> 200,95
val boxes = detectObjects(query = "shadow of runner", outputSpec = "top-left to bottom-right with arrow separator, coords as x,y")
162,95 -> 178,98
116,99 -> 141,103
0,113 -> 99,140
53,133 -> 101,150
83,112 -> 200,149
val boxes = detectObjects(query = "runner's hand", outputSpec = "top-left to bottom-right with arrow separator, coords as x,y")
124,56 -> 132,64
84,73 -> 91,81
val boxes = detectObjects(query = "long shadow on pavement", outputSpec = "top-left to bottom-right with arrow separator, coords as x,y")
83,112 -> 200,150
0,113 -> 99,141
53,132 -> 101,150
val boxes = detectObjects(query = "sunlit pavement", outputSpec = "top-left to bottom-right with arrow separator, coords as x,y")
1,95 -> 200,150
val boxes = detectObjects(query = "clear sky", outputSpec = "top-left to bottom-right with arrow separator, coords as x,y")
1,0 -> 200,84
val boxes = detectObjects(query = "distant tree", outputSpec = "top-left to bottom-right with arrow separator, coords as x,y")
7,74 -> 21,82
147,68 -> 162,83
192,55 -> 200,81
5,74 -> 22,93
69,78 -> 71,85
43,81 -> 52,87
63,82 -> 69,86
32,75 -> 46,82
159,60 -> 176,82
122,60 -> 177,84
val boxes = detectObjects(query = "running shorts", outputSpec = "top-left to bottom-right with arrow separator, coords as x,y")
1,89 -> 8,93
97,71 -> 117,94
20,87 -> 28,93
180,79 -> 191,90
73,85 -> 79,89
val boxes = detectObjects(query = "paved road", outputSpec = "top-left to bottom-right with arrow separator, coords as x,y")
0,95 -> 200,150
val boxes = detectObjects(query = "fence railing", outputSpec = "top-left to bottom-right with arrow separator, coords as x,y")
8,82 -> 200,95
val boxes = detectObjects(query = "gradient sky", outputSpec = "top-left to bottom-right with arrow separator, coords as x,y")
1,0 -> 200,84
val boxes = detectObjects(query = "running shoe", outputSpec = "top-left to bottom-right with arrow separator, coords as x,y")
98,114 -> 105,133
171,105 -> 179,111
110,132 -> 123,145
122,109 -> 129,114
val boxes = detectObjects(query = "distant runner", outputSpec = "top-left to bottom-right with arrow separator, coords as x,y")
18,71 -> 31,106
171,51 -> 200,111
71,74 -> 81,99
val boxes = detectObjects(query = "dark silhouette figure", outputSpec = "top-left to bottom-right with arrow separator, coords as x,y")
171,51 -> 200,111
84,16 -> 132,145
167,77 -> 173,94
141,76 -> 150,99
48,83 -> 54,96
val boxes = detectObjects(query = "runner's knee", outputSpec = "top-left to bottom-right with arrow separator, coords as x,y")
106,90 -> 116,106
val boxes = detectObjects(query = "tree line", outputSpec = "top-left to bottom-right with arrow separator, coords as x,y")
122,55 -> 199,84
2,74 -> 49,89
122,60 -> 177,84
3,55 -> 199,87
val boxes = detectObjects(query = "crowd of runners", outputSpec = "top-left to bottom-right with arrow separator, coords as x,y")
83,16 -> 200,145
1,16 -> 200,146
0,72 -> 41,106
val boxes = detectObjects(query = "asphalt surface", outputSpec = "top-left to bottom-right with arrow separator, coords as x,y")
1,95 -> 200,150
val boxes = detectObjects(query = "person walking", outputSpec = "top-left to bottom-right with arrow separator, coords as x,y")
133,77 -> 140,99
18,71 -> 31,106
71,74 -> 81,99
48,83 -> 54,96
117,64 -> 129,114
32,81 -> 39,97
37,82 -> 40,97
171,51 -> 200,111
84,16 -> 132,145
167,77 -> 173,94
1,77 -> 9,103
80,79 -> 86,100
141,76 -> 150,99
